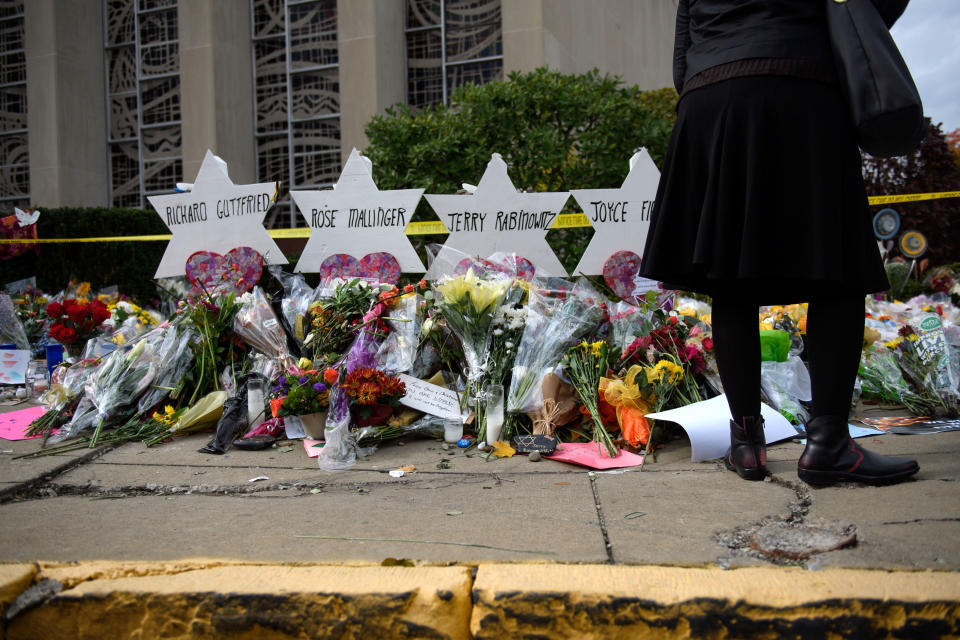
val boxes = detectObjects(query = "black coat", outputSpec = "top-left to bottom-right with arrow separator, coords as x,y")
673,0 -> 911,92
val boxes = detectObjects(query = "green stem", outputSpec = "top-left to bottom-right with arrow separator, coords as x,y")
89,417 -> 105,448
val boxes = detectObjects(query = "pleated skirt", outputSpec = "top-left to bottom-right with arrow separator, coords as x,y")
638,74 -> 889,304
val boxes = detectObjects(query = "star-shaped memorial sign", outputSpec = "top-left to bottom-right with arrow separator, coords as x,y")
424,153 -> 569,279
149,150 -> 286,278
291,148 -> 426,273
569,149 -> 660,275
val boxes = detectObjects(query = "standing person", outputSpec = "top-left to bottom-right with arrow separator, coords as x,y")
639,0 -> 919,484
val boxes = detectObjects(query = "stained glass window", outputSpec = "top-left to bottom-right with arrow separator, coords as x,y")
252,0 -> 340,228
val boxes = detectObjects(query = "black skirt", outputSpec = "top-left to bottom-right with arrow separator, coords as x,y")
639,74 -> 889,304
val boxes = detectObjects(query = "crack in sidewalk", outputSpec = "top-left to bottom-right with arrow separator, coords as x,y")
588,472 -> 615,564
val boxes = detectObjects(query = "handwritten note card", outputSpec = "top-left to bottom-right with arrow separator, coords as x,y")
397,374 -> 461,420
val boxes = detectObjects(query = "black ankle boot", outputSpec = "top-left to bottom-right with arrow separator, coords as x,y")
724,416 -> 767,481
798,415 -> 919,485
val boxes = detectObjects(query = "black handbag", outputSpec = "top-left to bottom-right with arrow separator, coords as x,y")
826,0 -> 925,157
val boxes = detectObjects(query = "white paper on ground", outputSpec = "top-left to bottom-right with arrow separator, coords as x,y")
644,394 -> 797,462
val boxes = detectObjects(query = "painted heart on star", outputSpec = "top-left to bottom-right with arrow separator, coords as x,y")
185,246 -> 263,293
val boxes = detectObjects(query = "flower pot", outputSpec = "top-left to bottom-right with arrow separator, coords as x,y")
352,402 -> 394,428
298,411 -> 327,440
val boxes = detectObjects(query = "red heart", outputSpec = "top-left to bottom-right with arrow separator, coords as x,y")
185,247 -> 263,293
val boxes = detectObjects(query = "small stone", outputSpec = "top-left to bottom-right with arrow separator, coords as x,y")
145,483 -> 158,491
750,521 -> 857,560
441,443 -> 450,451
529,451 -> 541,462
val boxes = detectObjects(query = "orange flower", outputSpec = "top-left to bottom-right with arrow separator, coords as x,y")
323,368 -> 338,385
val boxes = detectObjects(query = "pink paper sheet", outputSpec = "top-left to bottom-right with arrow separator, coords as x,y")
0,406 -> 47,440
544,442 -> 644,470
303,438 -> 324,458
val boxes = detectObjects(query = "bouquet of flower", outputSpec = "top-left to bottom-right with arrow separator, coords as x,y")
562,340 -> 618,457
175,292 -> 246,404
508,277 -> 605,414
234,287 -> 295,372
87,334 -> 160,446
12,286 -> 49,350
376,280 -> 428,374
341,366 -> 406,426
103,299 -> 161,336
45,298 -> 111,354
271,368 -> 337,417
305,278 -> 386,366
607,300 -> 646,355
885,323 -> 959,416
432,268 -> 511,389
26,357 -> 102,438
136,325 -> 196,416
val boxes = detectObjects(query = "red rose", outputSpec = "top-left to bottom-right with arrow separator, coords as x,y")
58,326 -> 77,344
46,302 -> 63,318
323,368 -> 339,385
702,337 -> 714,351
91,301 -> 110,324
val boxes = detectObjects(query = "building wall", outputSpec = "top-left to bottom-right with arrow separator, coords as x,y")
24,0 -> 109,208
503,0 -> 677,91
12,0 -> 675,213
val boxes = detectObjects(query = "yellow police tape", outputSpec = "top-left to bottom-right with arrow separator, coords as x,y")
1,192 -> 957,243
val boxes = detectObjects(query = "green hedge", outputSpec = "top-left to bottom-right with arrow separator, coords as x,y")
3,207 -> 169,302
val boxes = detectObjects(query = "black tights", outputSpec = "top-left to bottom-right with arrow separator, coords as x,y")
711,292 -> 865,422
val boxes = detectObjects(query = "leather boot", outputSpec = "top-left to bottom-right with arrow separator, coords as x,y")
798,415 -> 919,485
724,416 -> 767,481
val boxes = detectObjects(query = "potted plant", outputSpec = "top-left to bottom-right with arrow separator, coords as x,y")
271,368 -> 338,439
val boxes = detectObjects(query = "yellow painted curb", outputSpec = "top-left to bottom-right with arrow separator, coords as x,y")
5,562 -> 960,639
471,565 -> 960,638
7,564 -> 472,640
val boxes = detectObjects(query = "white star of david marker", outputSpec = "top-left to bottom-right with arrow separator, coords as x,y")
424,153 -> 569,279
291,148 -> 426,273
569,148 -> 661,275
149,150 -> 286,278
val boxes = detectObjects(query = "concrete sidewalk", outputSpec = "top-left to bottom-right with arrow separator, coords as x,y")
2,401 -> 959,637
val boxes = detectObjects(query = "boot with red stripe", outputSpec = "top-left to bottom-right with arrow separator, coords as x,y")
798,415 -> 919,485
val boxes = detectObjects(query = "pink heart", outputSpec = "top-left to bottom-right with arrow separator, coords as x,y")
185,247 -> 263,293
319,254 -> 361,284
603,250 -> 643,300
358,252 -> 402,283
318,253 -> 403,284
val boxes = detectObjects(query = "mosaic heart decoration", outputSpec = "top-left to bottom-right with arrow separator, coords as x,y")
358,252 -> 402,283
603,250 -> 643,300
318,254 -> 361,284
185,246 -> 263,293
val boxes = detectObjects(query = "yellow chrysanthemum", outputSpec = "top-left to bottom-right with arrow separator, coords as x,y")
906,333 -> 919,342
884,336 -> 903,349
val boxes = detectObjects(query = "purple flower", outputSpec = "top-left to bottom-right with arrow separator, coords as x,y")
299,376 -> 309,385
272,385 -> 284,394
312,382 -> 326,392
278,376 -> 287,386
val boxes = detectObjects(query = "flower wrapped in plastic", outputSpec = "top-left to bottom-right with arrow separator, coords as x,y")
432,267 -> 512,419
136,324 -> 196,417
268,266 -> 318,348
376,282 -> 427,374
508,277 -> 605,414
27,358 -> 102,438
607,300 -> 646,355
87,332 -> 161,446
0,293 -> 30,349
305,278 -> 385,367
234,286 -> 295,372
